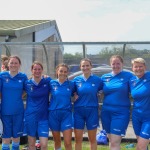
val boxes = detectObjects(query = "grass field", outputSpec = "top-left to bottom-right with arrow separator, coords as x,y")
19,140 -> 137,150
1,140 -> 149,150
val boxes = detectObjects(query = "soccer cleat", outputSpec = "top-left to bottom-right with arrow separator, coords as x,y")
35,140 -> 41,150
96,130 -> 108,145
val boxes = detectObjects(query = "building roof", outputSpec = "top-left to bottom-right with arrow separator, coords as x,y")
0,20 -> 61,39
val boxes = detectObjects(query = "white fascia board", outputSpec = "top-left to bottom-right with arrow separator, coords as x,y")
35,25 -> 59,42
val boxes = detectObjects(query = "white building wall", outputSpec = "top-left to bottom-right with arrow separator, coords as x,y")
35,25 -> 57,42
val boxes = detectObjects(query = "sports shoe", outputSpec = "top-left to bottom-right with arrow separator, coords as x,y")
96,130 -> 108,145
35,140 -> 41,150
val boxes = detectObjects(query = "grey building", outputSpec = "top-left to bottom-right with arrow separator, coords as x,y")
0,20 -> 63,77
0,20 -> 62,42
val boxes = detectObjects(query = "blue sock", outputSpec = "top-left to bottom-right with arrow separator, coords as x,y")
2,143 -> 10,150
11,142 -> 20,150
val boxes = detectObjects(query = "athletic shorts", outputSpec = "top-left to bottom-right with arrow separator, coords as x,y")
101,105 -> 130,136
49,109 -> 73,132
1,113 -> 24,138
132,111 -> 150,139
74,107 -> 99,130
25,119 -> 49,137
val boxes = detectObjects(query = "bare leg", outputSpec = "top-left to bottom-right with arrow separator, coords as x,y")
109,134 -> 122,150
74,129 -> 83,150
39,137 -> 48,150
28,136 -> 36,150
88,129 -> 97,150
52,131 -> 61,150
63,129 -> 72,150
136,136 -> 149,150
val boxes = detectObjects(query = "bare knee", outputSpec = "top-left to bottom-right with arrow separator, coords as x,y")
64,141 -> 72,149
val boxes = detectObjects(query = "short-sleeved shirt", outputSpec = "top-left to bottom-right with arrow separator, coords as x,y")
0,71 -> 28,115
25,77 -> 51,121
101,71 -> 133,108
49,79 -> 75,110
73,74 -> 103,108
129,71 -> 150,117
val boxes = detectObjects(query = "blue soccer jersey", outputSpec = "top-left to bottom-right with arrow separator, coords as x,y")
129,72 -> 150,139
73,74 -> 103,108
101,71 -> 133,107
49,80 -> 75,110
129,72 -> 150,117
25,77 -> 51,121
0,71 -> 28,115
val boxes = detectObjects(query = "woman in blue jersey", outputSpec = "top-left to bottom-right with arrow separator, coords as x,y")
130,58 -> 150,150
0,55 -> 28,150
24,61 -> 51,150
101,55 -> 133,150
73,58 -> 103,150
48,63 -> 75,150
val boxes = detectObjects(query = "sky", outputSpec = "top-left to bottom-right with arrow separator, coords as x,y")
0,0 -> 150,42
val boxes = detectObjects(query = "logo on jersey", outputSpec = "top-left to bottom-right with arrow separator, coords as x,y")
43,84 -> 47,87
142,132 -> 149,136
77,82 -> 82,87
143,79 -> 147,82
103,75 -> 111,82
120,78 -> 124,81
131,79 -> 136,86
67,88 -> 70,91
53,85 -> 58,91
106,78 -> 110,82
30,86 -> 33,91
18,80 -> 22,83
92,83 -> 95,87
5,78 -> 9,83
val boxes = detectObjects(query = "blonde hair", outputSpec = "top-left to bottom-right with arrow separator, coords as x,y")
131,58 -> 146,66
1,55 -> 8,63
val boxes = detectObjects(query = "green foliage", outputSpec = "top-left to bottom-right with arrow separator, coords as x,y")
63,52 -> 83,64
98,46 -> 123,58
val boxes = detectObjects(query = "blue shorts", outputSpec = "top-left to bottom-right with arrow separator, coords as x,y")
132,111 -> 150,139
101,105 -> 130,136
74,107 -> 99,130
25,119 -> 49,137
49,109 -> 73,132
1,113 -> 24,138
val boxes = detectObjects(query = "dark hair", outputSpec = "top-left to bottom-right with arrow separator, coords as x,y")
80,58 -> 92,67
31,61 -> 43,70
55,63 -> 69,78
110,55 -> 124,64
3,60 -> 9,71
8,55 -> 21,65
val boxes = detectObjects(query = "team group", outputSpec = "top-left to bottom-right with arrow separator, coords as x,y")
0,54 -> 149,150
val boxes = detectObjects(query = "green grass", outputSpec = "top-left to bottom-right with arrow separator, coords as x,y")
2,140 -> 149,150
19,140 -> 137,150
